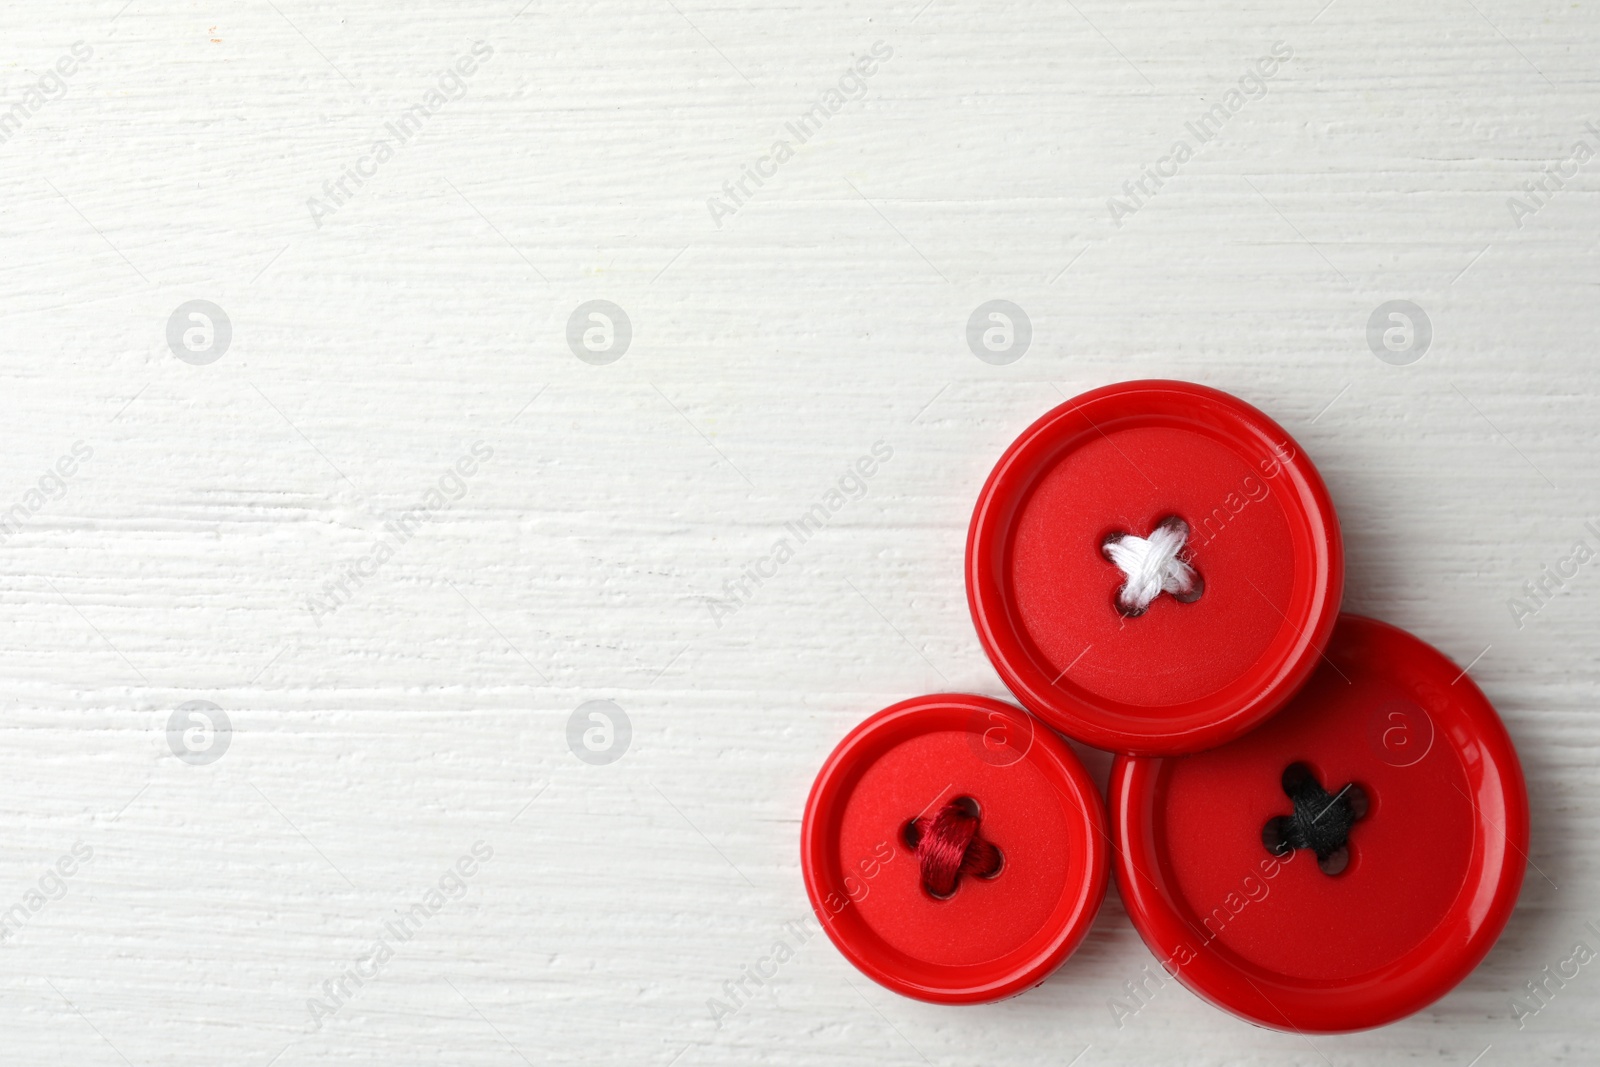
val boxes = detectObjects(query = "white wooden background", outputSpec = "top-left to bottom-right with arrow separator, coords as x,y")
1,1 -> 1596,1064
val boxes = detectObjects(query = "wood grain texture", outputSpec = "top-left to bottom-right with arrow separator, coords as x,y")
0,1 -> 1596,1063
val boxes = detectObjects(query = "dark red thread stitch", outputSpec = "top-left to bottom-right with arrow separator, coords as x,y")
904,798 -> 1002,898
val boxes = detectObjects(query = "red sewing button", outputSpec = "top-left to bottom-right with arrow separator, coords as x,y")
967,379 -> 1342,755
1111,614 -> 1529,1032
801,694 -> 1107,1003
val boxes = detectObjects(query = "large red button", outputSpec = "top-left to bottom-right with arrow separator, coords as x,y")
966,380 -> 1343,755
801,694 -> 1107,1003
1111,614 -> 1529,1032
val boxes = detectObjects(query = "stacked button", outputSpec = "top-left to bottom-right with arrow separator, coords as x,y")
966,380 -> 1343,755
1111,615 -> 1528,1032
802,380 -> 1527,1025
801,695 -> 1107,1003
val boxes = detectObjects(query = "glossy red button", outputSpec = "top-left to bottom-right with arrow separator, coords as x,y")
966,380 -> 1343,755
801,694 -> 1108,1003
1111,614 -> 1529,1032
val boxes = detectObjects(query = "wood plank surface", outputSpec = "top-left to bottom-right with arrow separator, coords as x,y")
0,2 -> 1596,1063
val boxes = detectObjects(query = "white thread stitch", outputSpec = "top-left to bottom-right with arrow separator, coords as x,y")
1102,518 -> 1202,616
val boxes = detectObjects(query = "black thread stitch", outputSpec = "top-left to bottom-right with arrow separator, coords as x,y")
1261,763 -> 1368,876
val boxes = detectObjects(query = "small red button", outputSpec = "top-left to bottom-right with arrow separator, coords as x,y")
1111,614 -> 1529,1032
801,694 -> 1108,1003
966,380 -> 1343,755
